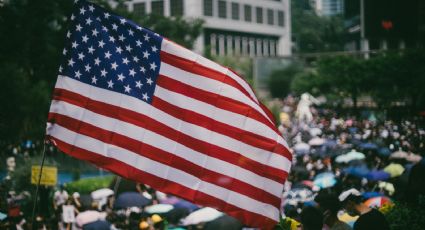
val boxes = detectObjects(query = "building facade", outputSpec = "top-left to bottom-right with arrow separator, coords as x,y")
124,0 -> 291,57
309,0 -> 344,16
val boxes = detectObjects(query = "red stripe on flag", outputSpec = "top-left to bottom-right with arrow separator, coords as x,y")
48,112 -> 281,207
52,88 -> 288,183
160,51 -> 259,105
46,135 -> 278,229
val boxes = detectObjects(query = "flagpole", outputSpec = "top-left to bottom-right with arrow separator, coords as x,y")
31,141 -> 47,230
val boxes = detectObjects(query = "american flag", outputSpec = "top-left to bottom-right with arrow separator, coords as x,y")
47,0 -> 292,227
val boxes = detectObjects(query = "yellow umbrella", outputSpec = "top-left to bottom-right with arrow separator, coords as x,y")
383,163 -> 405,177
338,212 -> 358,227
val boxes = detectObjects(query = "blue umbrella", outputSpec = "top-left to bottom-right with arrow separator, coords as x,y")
365,170 -> 391,181
114,192 -> 152,209
343,165 -> 370,178
359,142 -> 378,150
173,199 -> 199,212
313,172 -> 337,188
378,147 -> 391,156
362,191 -> 383,199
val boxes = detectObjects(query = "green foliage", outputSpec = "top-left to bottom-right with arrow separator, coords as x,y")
385,197 -> 425,230
291,70 -> 319,95
268,64 -> 302,98
65,175 -> 114,194
287,51 -> 425,110
291,1 -> 346,53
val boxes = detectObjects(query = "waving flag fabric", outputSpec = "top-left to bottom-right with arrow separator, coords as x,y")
46,0 -> 292,228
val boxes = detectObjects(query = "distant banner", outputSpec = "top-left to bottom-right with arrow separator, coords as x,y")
31,166 -> 57,186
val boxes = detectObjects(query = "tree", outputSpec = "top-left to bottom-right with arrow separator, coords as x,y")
291,1 -> 346,53
268,64 -> 302,98
316,56 -> 367,110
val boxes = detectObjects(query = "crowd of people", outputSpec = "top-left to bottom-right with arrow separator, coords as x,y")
277,95 -> 425,230
1,94 -> 425,230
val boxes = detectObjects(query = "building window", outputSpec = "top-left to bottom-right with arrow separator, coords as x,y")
267,9 -> 274,25
133,2 -> 146,17
203,0 -> 213,16
231,2 -> 239,20
218,0 -> 227,18
151,0 -> 164,16
170,0 -> 184,16
244,5 -> 252,22
256,7 -> 263,23
278,10 -> 284,27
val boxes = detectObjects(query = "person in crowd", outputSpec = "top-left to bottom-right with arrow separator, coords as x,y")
339,189 -> 389,230
299,206 -> 323,230
315,192 -> 352,230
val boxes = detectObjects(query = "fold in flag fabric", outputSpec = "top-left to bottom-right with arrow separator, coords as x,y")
46,0 -> 292,228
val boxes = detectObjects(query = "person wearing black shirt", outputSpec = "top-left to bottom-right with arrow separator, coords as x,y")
339,189 -> 390,230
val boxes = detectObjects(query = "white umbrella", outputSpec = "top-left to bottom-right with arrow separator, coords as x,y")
76,210 -> 106,227
335,150 -> 365,163
145,204 -> 174,214
91,188 -> 114,200
309,128 -> 322,137
182,207 -> 223,226
293,142 -> 310,152
308,137 -> 325,146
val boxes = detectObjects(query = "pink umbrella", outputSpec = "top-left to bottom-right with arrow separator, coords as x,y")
364,196 -> 392,208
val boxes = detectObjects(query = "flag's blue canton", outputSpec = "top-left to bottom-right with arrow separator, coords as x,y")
59,0 -> 162,104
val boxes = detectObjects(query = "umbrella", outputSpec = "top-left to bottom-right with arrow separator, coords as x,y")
335,150 -> 365,163
390,150 -> 409,159
293,142 -> 310,155
309,128 -> 322,137
173,199 -> 199,212
343,165 -> 370,178
378,182 -> 395,196
338,212 -> 358,228
313,172 -> 337,188
383,163 -> 405,177
301,180 -> 315,188
182,207 -> 223,226
364,196 -> 392,208
145,204 -> 174,214
308,137 -> 325,146
323,139 -> 338,148
91,188 -> 114,200
362,192 -> 383,199
82,220 -> 111,230
76,210 -> 106,227
359,142 -> 378,150
406,153 -> 423,163
114,192 -> 152,209
284,188 -> 315,206
160,196 -> 180,205
378,147 -> 391,156
365,170 -> 391,181
0,212 -> 6,221
203,215 -> 243,230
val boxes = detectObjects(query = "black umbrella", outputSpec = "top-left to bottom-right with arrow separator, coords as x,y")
203,215 -> 243,230
114,192 -> 151,209
82,220 -> 111,230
